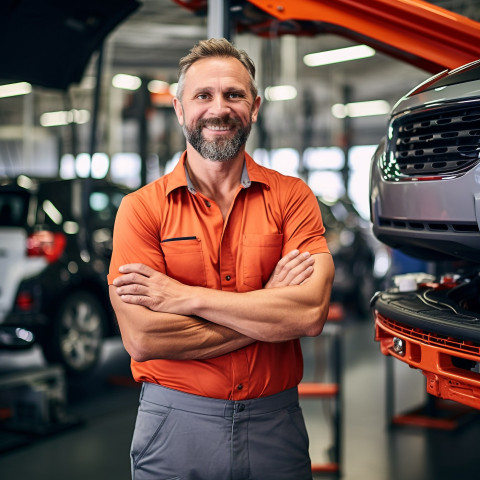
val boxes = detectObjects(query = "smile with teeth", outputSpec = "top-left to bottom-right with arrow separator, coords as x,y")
205,124 -> 233,131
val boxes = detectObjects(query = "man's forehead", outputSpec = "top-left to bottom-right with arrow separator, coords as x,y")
184,57 -> 250,84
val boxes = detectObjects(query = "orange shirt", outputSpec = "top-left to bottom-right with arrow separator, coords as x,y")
108,152 -> 330,400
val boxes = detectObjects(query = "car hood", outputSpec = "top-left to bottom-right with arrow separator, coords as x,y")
391,59 -> 480,116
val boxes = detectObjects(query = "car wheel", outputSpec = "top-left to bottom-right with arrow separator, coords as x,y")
42,291 -> 105,376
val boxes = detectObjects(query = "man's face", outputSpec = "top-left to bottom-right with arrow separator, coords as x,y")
173,57 -> 261,162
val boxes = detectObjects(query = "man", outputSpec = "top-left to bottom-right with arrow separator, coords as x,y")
108,38 -> 334,480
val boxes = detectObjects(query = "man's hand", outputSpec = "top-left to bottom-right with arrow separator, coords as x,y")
265,249 -> 314,289
113,263 -> 189,314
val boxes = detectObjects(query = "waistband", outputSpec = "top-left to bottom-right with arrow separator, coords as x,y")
141,383 -> 299,418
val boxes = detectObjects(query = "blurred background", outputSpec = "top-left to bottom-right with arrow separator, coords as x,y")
1,1 -> 480,479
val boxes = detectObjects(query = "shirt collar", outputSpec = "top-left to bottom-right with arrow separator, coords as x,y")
165,150 -> 271,196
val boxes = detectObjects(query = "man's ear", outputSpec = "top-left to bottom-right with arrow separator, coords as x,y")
251,95 -> 262,124
172,97 -> 184,126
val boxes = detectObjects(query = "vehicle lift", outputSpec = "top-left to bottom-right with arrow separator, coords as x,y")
0,365 -> 81,452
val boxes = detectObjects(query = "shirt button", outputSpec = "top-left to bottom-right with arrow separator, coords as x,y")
204,200 -> 211,207
225,275 -> 231,281
237,384 -> 243,390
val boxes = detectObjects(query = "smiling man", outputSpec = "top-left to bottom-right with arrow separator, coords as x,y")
108,38 -> 334,480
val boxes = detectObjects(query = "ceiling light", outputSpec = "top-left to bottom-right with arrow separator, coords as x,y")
40,109 -> 90,127
303,45 -> 375,67
91,153 -> 110,179
264,85 -> 297,102
331,100 -> 390,118
112,74 -> 142,91
0,82 -> 32,98
75,153 -> 91,178
148,80 -> 169,93
17,175 -> 34,189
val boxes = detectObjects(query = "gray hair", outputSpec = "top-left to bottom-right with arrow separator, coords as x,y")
176,38 -> 258,101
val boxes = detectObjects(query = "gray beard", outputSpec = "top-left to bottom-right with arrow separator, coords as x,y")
183,118 -> 251,162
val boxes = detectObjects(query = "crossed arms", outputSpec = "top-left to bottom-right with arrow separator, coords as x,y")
110,249 -> 334,362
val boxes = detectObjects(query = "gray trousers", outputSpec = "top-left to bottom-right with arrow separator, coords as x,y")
131,383 -> 312,480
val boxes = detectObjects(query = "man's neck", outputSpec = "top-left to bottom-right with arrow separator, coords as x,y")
185,146 -> 246,219
185,146 -> 245,198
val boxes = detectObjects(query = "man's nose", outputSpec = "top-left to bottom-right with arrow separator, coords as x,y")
210,95 -> 231,115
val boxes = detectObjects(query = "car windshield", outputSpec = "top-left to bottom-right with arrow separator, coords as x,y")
0,192 -> 28,227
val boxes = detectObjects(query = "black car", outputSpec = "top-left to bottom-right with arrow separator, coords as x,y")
0,176 -> 130,375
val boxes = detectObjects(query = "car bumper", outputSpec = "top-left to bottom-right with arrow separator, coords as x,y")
371,157 -> 480,261
0,326 -> 35,349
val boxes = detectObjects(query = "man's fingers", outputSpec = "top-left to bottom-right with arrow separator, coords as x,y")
115,281 -> 147,296
118,293 -> 152,308
113,264 -> 156,287
266,250 -> 314,288
290,265 -> 314,285
113,272 -> 148,287
282,255 -> 314,284
275,249 -> 305,276
118,263 -> 155,276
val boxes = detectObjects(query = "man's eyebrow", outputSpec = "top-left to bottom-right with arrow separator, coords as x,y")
190,86 -> 248,96
191,86 -> 213,95
225,87 -> 247,94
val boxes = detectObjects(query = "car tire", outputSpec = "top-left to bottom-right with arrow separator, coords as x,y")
42,291 -> 105,376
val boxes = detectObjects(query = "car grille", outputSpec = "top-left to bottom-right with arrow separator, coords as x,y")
378,218 -> 480,233
386,101 -> 480,178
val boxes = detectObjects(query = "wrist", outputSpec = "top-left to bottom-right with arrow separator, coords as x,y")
181,285 -> 201,316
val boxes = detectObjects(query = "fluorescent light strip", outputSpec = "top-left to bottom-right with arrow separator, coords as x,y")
43,200 -> 63,224
264,85 -> 297,101
304,45 -> 375,67
112,74 -> 142,91
40,109 -> 90,127
0,82 -> 32,98
331,100 -> 391,118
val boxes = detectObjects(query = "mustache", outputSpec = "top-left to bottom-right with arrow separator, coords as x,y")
196,117 -> 241,128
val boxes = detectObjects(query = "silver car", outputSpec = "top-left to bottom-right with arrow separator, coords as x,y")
370,59 -> 480,263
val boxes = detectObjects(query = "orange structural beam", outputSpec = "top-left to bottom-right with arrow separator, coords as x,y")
247,0 -> 480,72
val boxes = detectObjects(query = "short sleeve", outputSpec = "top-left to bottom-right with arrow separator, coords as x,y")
107,193 -> 166,284
281,178 -> 330,256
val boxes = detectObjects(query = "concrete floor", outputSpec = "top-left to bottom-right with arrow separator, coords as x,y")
1,315 -> 480,480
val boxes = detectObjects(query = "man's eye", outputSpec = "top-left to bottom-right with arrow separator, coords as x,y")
196,94 -> 209,100
228,93 -> 242,99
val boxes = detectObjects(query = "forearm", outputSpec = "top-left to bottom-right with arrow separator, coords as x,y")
185,254 -> 334,342
109,286 -> 254,361
111,250 -> 330,353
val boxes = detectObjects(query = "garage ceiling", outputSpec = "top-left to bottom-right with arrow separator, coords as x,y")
0,0 -> 479,164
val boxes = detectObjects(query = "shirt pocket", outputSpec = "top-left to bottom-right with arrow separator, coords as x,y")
161,237 -> 207,287
241,233 -> 283,290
